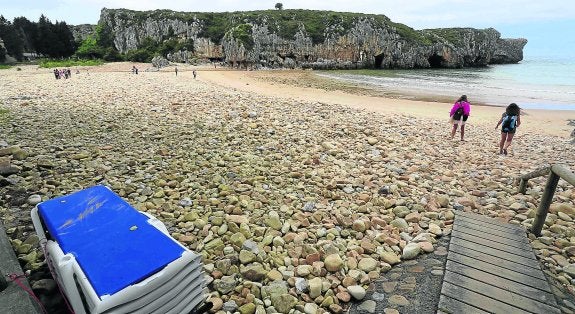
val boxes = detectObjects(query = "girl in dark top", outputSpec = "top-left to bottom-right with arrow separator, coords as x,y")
495,103 -> 521,155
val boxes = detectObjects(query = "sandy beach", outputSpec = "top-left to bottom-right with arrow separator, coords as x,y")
1,62 -> 575,313
197,68 -> 575,138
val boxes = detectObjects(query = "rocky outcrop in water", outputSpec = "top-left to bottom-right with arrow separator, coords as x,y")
97,8 -> 527,69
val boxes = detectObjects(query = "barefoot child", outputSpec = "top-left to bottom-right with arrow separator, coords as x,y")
449,95 -> 471,141
495,103 -> 521,155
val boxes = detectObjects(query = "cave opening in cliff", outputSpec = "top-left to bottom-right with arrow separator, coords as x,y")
428,55 -> 445,68
374,53 -> 384,69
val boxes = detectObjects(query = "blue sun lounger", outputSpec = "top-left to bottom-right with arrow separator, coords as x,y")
31,185 -> 207,314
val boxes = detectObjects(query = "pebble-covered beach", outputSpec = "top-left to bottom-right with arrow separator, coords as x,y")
1,64 -> 575,313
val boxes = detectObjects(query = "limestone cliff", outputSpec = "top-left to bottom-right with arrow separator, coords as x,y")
70,24 -> 97,43
98,8 -> 527,69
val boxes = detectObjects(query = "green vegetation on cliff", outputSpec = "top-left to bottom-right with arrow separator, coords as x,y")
104,8 -> 429,46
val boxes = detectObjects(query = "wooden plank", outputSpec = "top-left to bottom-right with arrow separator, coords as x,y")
443,271 -> 561,314
455,217 -> 526,237
447,253 -> 551,292
453,220 -> 529,246
451,230 -> 536,259
456,214 -> 525,235
451,228 -> 533,253
450,238 -> 541,270
446,261 -> 557,305
450,244 -> 545,278
441,281 -> 531,314
438,295 -> 490,314
457,212 -> 520,230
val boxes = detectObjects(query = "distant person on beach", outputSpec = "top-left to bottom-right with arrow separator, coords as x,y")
449,95 -> 471,141
495,103 -> 521,155
192,70 -> 197,79
175,67 -> 178,76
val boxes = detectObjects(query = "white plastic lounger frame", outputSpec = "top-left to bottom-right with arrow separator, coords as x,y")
31,207 -> 207,314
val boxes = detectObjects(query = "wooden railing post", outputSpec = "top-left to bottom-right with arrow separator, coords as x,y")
531,171 -> 560,237
519,178 -> 528,194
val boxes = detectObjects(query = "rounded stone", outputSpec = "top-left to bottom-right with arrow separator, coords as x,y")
324,254 -> 344,272
27,194 -> 42,205
358,257 -> 378,272
347,285 -> 366,300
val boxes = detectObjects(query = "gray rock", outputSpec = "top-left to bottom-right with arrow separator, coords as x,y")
358,300 -> 376,313
295,277 -> 308,294
372,292 -> 385,301
348,285 -> 366,300
151,56 -> 169,68
27,195 -> 42,206
402,243 -> 421,260
222,300 -> 238,312
302,202 -> 316,212
214,275 -> 236,294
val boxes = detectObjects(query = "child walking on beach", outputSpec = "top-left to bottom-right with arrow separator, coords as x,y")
449,95 -> 471,141
495,103 -> 521,155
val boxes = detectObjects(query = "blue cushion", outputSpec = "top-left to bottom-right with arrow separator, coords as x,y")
38,185 -> 185,297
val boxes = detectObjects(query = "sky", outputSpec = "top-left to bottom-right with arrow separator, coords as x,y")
1,0 -> 574,57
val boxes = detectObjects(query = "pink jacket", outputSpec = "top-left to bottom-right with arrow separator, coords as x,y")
449,101 -> 471,116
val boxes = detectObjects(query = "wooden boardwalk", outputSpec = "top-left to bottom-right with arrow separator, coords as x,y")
438,211 -> 561,314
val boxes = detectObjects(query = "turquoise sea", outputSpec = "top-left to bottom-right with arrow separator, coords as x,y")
318,55 -> 575,111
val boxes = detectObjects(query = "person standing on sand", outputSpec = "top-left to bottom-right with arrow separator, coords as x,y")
192,70 -> 197,79
495,103 -> 521,155
175,67 -> 178,76
449,95 -> 471,141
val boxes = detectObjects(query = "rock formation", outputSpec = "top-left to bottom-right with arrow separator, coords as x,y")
97,8 -> 527,69
70,24 -> 97,43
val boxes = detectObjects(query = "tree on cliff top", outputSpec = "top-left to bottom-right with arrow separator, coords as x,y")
275,3 -> 283,10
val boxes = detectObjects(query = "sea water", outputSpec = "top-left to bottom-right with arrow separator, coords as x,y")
318,55 -> 575,110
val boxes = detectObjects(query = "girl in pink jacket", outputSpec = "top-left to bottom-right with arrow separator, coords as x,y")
449,95 -> 471,141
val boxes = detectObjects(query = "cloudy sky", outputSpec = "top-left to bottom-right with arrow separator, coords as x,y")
2,0 -> 574,56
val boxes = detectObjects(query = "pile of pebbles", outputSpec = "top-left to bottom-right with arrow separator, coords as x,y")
0,66 -> 574,313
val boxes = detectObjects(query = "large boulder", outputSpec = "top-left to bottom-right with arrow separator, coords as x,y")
151,56 -> 169,68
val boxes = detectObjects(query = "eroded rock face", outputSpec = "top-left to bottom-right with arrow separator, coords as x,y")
70,24 -> 97,43
491,38 -> 528,64
97,8 -> 526,69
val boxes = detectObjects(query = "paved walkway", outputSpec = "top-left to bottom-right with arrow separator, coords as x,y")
0,222 -> 41,314
348,232 -> 450,313
348,210 -> 575,313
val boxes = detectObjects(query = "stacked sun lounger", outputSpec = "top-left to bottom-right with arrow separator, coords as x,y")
31,185 -> 207,314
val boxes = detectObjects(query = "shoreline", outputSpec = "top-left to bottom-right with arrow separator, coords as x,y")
6,63 -> 575,138
195,67 -> 575,138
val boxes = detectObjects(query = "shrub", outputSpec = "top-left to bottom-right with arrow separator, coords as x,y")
0,108 -> 10,125
38,59 -> 104,68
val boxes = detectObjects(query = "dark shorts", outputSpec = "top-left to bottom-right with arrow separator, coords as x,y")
452,114 -> 468,121
502,129 -> 516,134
